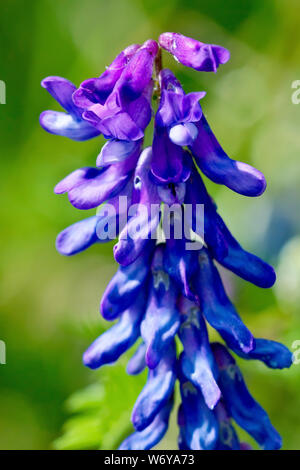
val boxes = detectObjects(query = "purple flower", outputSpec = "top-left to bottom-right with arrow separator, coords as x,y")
178,297 -> 221,410
190,115 -> 267,197
159,32 -> 230,72
214,400 -> 240,450
114,147 -> 161,266
156,69 -> 205,146
131,341 -> 176,431
54,142 -> 140,210
100,244 -> 154,320
83,289 -> 147,370
185,165 -> 276,288
178,377 -> 219,450
193,248 -> 254,354
72,44 -> 140,108
42,32 -> 292,451
82,40 -> 158,141
40,76 -> 100,141
127,342 -> 147,376
212,343 -> 282,450
140,246 -> 181,369
119,399 -> 173,450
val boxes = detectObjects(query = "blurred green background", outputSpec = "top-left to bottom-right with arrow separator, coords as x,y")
0,0 -> 300,450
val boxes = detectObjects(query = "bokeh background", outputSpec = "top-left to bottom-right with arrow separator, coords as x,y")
1,0 -> 300,450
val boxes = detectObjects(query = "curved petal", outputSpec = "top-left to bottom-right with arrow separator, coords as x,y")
193,248 -> 254,354
231,338 -> 293,370
214,401 -> 240,450
83,291 -> 146,370
72,44 -> 140,107
178,297 -> 221,409
54,167 -> 104,195
159,33 -> 230,72
56,216 -> 99,256
97,139 -> 141,167
67,156 -> 137,210
101,247 -> 153,320
39,110 -> 100,141
119,400 -> 173,450
151,128 -> 191,184
141,247 -> 180,369
212,343 -> 282,450
185,166 -> 276,287
131,342 -> 176,431
190,115 -> 266,197
212,215 -> 276,288
41,76 -> 79,115
127,342 -> 146,375
114,148 -> 160,266
179,378 -> 219,450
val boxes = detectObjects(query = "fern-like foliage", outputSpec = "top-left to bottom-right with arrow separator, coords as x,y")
54,359 -> 147,450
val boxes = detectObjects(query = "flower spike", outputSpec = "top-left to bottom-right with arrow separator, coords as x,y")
41,31 -> 291,451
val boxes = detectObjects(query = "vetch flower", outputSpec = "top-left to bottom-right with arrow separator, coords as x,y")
189,115 -> 267,197
82,41 -> 157,141
156,69 -> 205,146
72,44 -> 140,108
159,32 -> 230,72
40,76 -> 100,141
41,31 -> 292,451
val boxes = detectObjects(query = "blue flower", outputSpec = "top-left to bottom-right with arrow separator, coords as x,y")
40,77 -> 101,141
159,32 -> 230,73
41,32 -> 292,451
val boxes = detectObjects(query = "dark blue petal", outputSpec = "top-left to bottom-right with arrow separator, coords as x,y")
127,342 -> 146,375
141,247 -> 180,369
56,216 -> 99,256
184,166 -> 228,261
190,115 -> 266,197
151,128 -> 190,184
83,291 -> 146,369
56,153 -> 138,210
163,223 -> 200,301
119,399 -> 173,450
131,342 -> 176,431
41,76 -> 80,116
212,343 -> 282,450
157,182 -> 186,205
231,338 -> 293,370
179,378 -> 219,450
101,247 -> 153,321
193,248 -> 254,354
214,401 -> 240,450
156,69 -> 205,130
185,166 -> 276,288
114,147 -> 160,266
178,297 -> 221,409
212,216 -> 276,288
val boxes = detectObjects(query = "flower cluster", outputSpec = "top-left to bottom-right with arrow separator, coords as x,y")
40,32 -> 292,450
